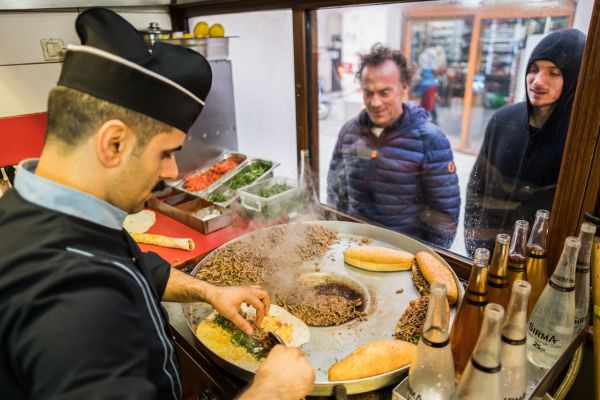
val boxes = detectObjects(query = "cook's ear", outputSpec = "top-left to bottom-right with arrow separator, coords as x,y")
95,119 -> 134,167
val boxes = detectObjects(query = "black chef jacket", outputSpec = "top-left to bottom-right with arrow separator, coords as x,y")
0,159 -> 181,399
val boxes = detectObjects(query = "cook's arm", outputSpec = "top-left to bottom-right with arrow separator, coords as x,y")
162,268 -> 270,333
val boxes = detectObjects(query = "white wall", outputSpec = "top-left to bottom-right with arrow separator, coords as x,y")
573,0 -> 595,35
0,7 -> 171,118
189,10 -> 297,179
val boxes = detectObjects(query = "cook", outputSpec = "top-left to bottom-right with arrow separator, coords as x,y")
0,7 -> 313,400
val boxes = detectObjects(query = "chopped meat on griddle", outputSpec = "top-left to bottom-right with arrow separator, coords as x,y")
394,295 -> 430,343
412,260 -> 430,296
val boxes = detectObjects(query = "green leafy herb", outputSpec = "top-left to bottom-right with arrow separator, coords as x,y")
229,163 -> 271,190
257,184 -> 292,198
208,192 -> 229,203
213,314 -> 268,359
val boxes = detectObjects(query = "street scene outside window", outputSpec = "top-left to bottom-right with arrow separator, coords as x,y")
317,0 -> 592,258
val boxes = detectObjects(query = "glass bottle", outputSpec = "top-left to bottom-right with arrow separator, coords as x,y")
526,210 -> 550,315
405,283 -> 455,400
508,220 -> 529,293
453,303 -> 505,400
487,233 -> 511,310
574,222 -> 596,332
297,149 -> 320,218
450,248 -> 490,381
501,280 -> 531,400
527,236 -> 580,369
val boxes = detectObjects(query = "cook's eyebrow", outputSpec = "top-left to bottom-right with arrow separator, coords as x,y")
166,146 -> 183,153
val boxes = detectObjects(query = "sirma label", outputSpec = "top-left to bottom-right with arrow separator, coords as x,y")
528,322 -> 560,352
405,383 -> 422,400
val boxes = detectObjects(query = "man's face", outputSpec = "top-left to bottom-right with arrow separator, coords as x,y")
361,60 -> 407,128
109,128 -> 185,214
526,60 -> 564,108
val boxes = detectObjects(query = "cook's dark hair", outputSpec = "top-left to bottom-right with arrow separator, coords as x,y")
45,86 -> 172,152
356,43 -> 412,84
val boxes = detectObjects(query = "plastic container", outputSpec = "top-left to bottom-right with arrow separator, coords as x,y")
239,177 -> 299,220
205,159 -> 279,208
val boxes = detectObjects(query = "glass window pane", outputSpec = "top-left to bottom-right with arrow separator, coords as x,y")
317,0 -> 587,258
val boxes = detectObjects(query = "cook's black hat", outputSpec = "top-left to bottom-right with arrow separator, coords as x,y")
58,7 -> 212,133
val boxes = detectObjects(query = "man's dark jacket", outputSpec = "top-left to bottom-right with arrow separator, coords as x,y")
465,28 -> 587,256
327,103 -> 460,248
0,190 -> 181,399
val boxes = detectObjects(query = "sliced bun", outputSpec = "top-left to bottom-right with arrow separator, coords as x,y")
328,339 -> 416,381
344,246 -> 414,272
415,252 -> 458,305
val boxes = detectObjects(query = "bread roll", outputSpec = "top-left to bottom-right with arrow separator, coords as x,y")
344,246 -> 414,272
415,252 -> 458,305
328,339 -> 416,381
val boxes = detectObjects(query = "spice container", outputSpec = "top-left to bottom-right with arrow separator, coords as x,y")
148,190 -> 232,234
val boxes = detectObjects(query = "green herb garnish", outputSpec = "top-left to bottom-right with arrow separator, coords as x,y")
257,184 -> 292,198
229,163 -> 271,190
213,314 -> 268,359
208,192 -> 229,203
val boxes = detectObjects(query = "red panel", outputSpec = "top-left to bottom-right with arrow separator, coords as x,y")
0,113 -> 47,168
138,210 -> 249,267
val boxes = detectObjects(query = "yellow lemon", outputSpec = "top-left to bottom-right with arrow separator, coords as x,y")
182,32 -> 193,39
208,23 -> 225,37
193,21 -> 209,38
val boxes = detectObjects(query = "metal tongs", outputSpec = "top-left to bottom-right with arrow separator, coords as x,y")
267,331 -> 286,346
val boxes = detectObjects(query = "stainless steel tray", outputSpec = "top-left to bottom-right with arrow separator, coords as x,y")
203,158 -> 279,207
183,221 -> 463,396
168,151 -> 247,196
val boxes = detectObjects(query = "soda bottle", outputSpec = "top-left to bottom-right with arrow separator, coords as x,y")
450,248 -> 490,381
508,220 -> 529,293
574,222 -> 596,332
406,282 -> 455,400
453,303 -> 505,400
487,233 -> 511,310
527,236 -> 580,369
501,280 -> 531,400
526,210 -> 550,315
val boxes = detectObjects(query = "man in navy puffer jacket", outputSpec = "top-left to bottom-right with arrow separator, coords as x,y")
327,44 -> 460,249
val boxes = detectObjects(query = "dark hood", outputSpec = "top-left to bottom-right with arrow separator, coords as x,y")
525,28 -> 586,137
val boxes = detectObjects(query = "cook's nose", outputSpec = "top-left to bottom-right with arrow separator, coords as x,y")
160,156 -> 179,181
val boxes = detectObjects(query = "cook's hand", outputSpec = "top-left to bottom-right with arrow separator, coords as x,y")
205,285 -> 270,334
239,346 -> 315,400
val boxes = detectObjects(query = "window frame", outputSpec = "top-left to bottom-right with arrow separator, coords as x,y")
170,0 -> 600,281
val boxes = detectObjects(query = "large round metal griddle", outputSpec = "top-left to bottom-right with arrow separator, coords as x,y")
183,221 -> 463,396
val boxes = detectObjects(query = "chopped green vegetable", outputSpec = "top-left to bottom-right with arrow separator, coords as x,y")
409,333 -> 422,345
257,184 -> 292,198
208,192 -> 229,203
228,163 -> 271,190
213,314 -> 268,359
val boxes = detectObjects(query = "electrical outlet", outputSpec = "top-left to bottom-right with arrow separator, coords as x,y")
40,39 -> 65,61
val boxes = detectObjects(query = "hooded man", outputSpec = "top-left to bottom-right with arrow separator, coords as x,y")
0,8 -> 313,400
465,28 -> 587,255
